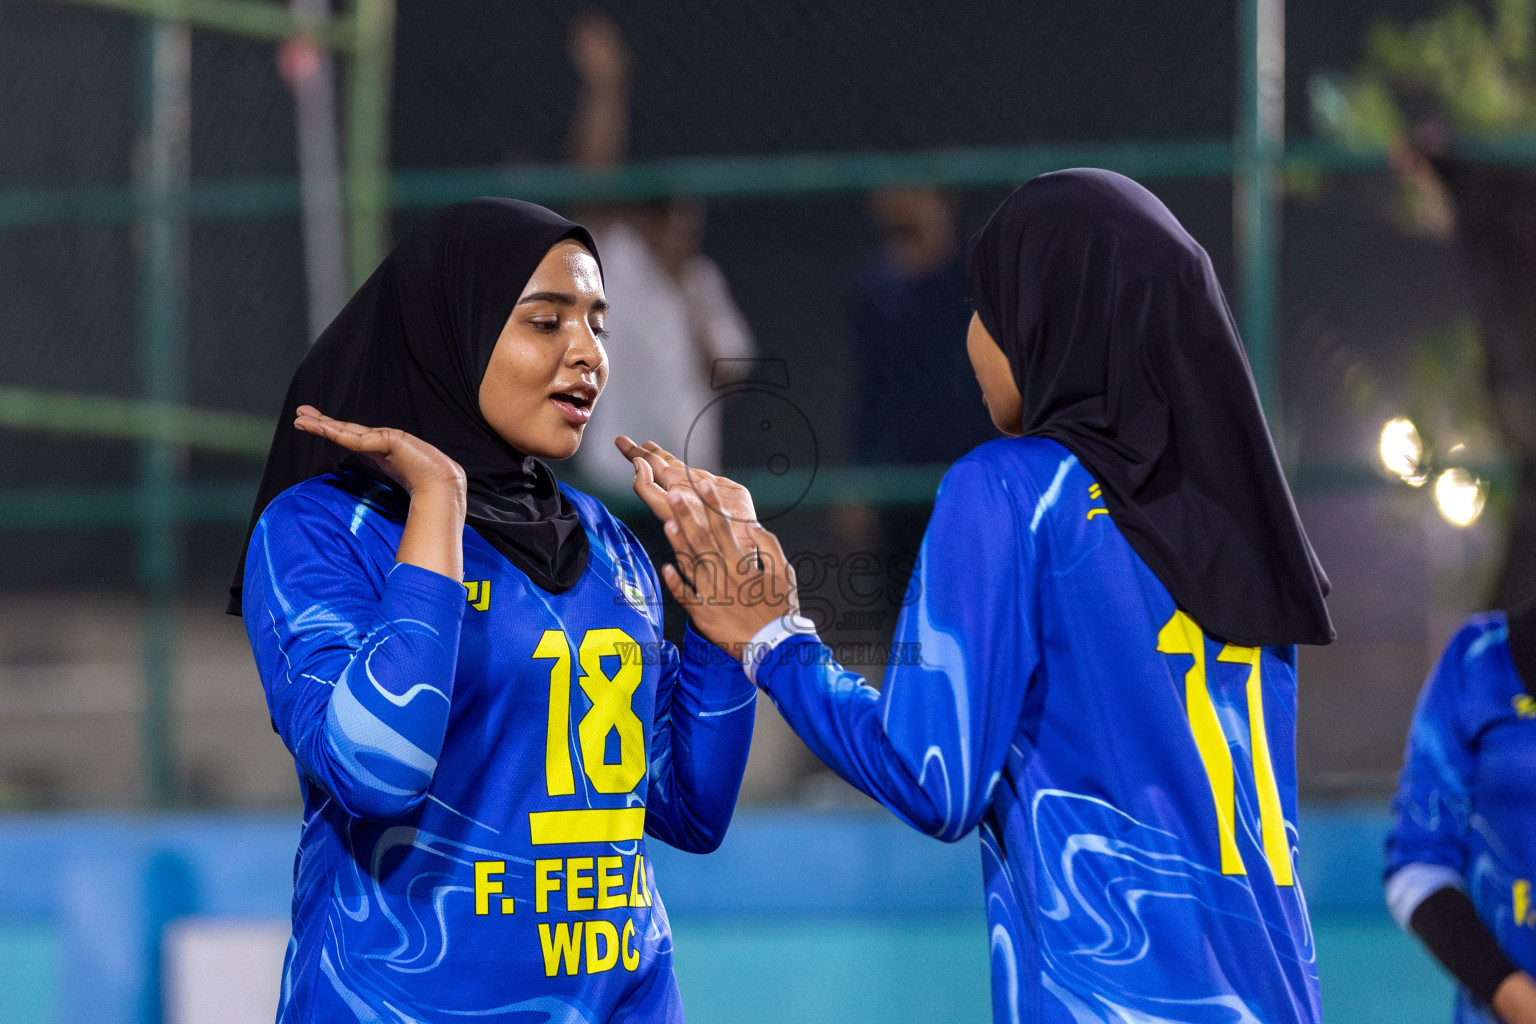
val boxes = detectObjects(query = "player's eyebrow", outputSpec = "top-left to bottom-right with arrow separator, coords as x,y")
518,291 -> 609,314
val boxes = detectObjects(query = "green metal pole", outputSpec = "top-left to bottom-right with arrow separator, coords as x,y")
50,0 -> 356,49
135,18 -> 190,806
1235,0 -> 1284,429
344,0 -> 394,289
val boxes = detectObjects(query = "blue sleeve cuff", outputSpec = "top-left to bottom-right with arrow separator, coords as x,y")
681,624 -> 757,710
752,633 -> 832,691
384,562 -> 471,613
682,623 -> 733,666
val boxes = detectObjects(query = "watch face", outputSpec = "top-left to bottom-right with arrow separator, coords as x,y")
686,386 -> 818,522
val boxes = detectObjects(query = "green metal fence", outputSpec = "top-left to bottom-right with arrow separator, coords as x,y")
0,0 -> 1513,804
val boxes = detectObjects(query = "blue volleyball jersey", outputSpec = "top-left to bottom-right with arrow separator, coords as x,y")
754,437 -> 1319,1024
1386,613 -> 1536,1024
242,472 -> 756,1023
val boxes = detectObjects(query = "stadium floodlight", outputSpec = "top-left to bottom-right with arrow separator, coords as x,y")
1433,467 -> 1486,527
1379,417 -> 1427,486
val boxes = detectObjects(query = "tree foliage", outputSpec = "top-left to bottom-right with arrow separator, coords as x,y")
1312,0 -> 1536,144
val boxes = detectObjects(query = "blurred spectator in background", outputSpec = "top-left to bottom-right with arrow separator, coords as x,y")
565,9 -> 756,490
831,187 -> 997,641
849,186 -> 995,467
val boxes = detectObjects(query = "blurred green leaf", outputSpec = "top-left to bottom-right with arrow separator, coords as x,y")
1312,1 -> 1536,142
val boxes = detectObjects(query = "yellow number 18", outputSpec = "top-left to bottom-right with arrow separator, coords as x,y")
1157,611 -> 1294,886
532,628 -> 646,797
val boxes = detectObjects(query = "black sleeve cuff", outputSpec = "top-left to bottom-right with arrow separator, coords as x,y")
1409,886 -> 1521,1004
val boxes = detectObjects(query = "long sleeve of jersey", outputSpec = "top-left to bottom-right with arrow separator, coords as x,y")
1385,629 -> 1480,905
643,622 -> 757,855
754,456 -> 1040,841
242,491 -> 466,820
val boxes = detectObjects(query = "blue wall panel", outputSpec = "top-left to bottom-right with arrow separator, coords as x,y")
0,802 -> 1442,1024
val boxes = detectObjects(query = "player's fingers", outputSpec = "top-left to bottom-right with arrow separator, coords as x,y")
293,405 -> 330,429
662,514 -> 709,599
295,408 -> 375,445
755,524 -> 795,566
294,415 -> 362,445
746,523 -> 799,611
295,414 -> 461,495
746,522 -> 792,575
746,520 -> 786,554
722,481 -> 760,525
639,441 -> 700,487
614,435 -> 648,462
628,450 -> 653,487
631,439 -> 677,466
721,491 -> 759,549
336,418 -> 386,441
659,563 -> 698,608
694,474 -> 760,558
640,440 -> 680,463
336,432 -> 394,465
700,479 -> 761,600
666,488 -> 712,552
664,492 -> 719,594
623,438 -> 684,489
299,408 -> 370,438
697,476 -> 747,561
684,482 -> 725,553
337,426 -> 395,454
311,420 -> 413,464
630,458 -> 674,524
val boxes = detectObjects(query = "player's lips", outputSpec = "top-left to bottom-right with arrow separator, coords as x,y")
550,382 -> 597,425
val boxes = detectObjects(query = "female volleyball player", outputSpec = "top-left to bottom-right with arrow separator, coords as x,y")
229,199 -> 757,1021
632,169 -> 1335,1023
1385,602 -> 1536,1023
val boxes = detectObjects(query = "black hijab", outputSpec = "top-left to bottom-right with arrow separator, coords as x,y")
228,198 -> 599,615
967,169 -> 1333,648
1508,596 -> 1536,696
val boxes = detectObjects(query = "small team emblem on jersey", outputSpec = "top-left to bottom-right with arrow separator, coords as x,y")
1087,483 -> 1109,520
1514,694 -> 1536,719
464,580 -> 491,612
618,575 -> 647,613
1516,879 -> 1535,927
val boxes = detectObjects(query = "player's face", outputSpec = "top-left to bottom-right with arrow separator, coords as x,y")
478,240 -> 609,459
966,312 -> 1023,436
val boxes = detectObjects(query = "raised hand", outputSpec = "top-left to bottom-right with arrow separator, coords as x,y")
654,474 -> 801,657
615,435 -> 758,540
295,405 -> 466,501
294,405 -> 467,581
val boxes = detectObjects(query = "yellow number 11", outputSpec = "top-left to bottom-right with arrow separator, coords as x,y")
1157,611 -> 1293,886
